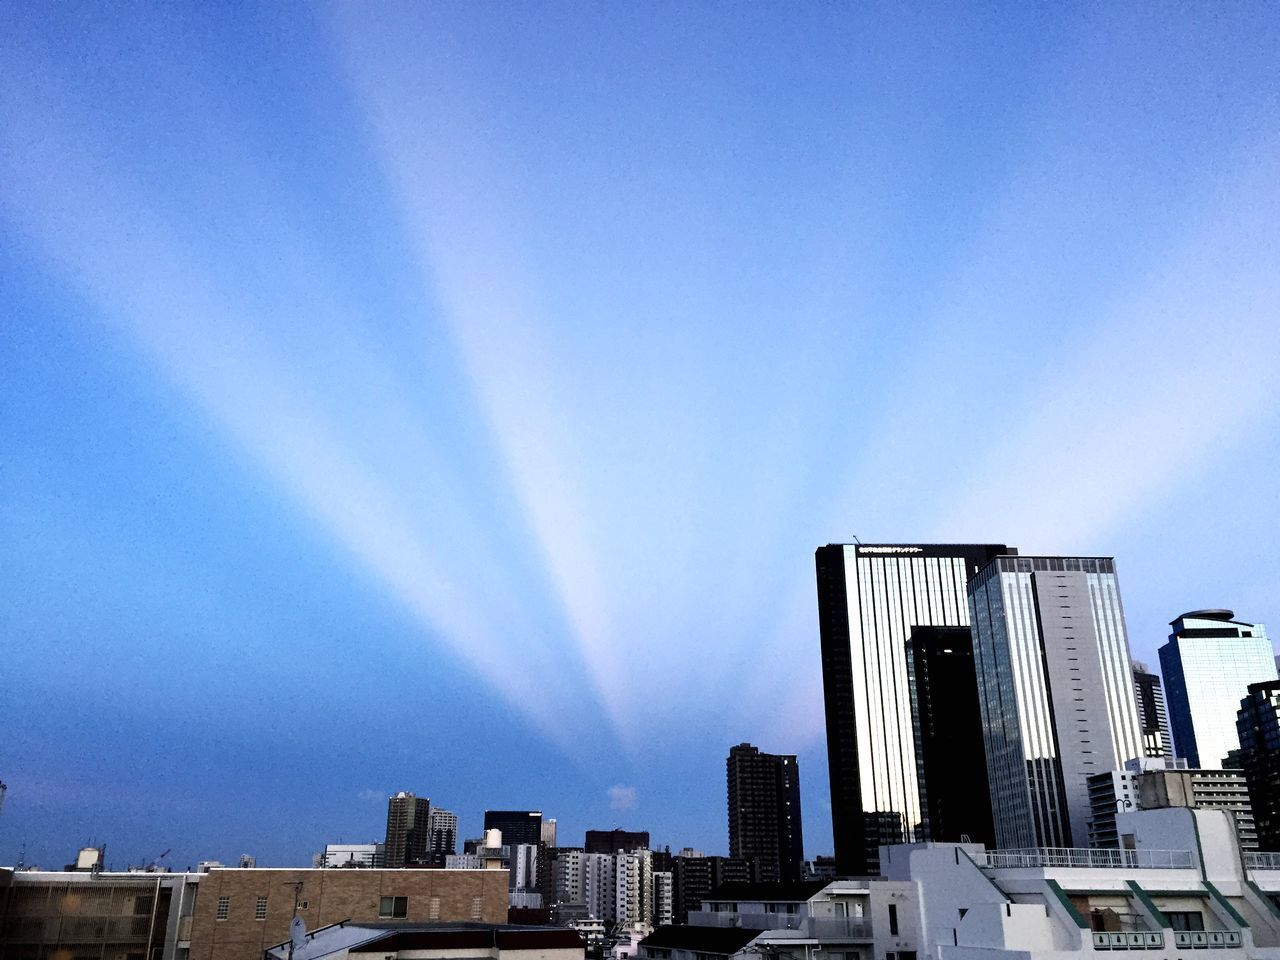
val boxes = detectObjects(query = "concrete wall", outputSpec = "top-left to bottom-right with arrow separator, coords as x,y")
188,868 -> 508,960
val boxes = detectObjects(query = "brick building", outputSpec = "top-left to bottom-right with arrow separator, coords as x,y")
188,867 -> 507,960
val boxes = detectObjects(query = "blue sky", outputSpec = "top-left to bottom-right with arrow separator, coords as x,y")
2,1 -> 1278,869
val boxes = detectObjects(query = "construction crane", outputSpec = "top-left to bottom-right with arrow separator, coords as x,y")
147,848 -> 172,871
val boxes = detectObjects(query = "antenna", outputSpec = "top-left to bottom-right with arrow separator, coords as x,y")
852,535 -> 862,545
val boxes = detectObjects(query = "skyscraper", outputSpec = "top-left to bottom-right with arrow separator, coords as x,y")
1237,681 -> 1280,852
726,742 -> 803,882
909,625 -> 995,847
815,542 -> 1013,874
1132,662 -> 1173,758
969,555 -> 1144,848
483,810 -> 544,847
1160,610 -> 1275,768
384,791 -> 431,868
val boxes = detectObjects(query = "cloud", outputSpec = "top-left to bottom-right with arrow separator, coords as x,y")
608,785 -> 638,812
357,789 -> 384,804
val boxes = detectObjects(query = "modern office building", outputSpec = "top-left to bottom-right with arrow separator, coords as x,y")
969,555 -> 1145,848
385,791 -> 432,868
909,625 -> 995,847
1160,610 -> 1275,769
585,829 -> 650,854
727,742 -> 804,882
1237,680 -> 1280,851
1132,661 -> 1173,758
484,811 -> 544,848
815,542 -> 1013,874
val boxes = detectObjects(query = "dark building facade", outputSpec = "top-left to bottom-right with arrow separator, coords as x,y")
484,811 -> 544,847
1132,662 -> 1174,758
908,625 -> 995,847
815,542 -> 1014,875
384,791 -> 432,869
670,855 -> 757,923
584,829 -> 650,854
726,743 -> 803,883
1238,681 -> 1280,852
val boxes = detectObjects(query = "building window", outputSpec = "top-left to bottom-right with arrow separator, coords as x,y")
889,904 -> 899,936
471,896 -> 484,919
1166,911 -> 1205,932
429,896 -> 441,920
216,896 -> 230,920
379,896 -> 408,919
255,896 -> 268,920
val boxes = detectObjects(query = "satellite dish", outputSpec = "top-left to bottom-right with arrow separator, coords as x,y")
290,916 -> 307,954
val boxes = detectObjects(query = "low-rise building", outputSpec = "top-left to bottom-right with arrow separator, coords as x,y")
0,867 -> 201,960
188,867 -> 508,960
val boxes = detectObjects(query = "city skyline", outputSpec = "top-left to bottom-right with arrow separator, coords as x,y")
3,2 -> 1280,869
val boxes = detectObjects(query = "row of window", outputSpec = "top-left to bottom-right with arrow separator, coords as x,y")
214,894 -> 482,921
215,895 -> 267,920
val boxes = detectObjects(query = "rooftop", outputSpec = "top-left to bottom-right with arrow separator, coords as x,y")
641,925 -> 765,954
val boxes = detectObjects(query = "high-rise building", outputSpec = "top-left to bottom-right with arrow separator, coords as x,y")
1160,610 -> 1275,769
585,829 -> 650,854
1237,681 -> 1280,851
541,818 -> 558,847
969,555 -> 1144,848
429,808 -> 458,859
815,542 -> 1013,874
384,792 -> 431,868
909,625 -> 995,847
726,742 -> 803,882
1132,662 -> 1173,758
484,811 -> 543,847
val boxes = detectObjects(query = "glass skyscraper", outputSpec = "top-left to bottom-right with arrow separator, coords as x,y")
1132,661 -> 1173,758
968,556 -> 1144,849
815,542 -> 1013,874
1160,610 -> 1275,768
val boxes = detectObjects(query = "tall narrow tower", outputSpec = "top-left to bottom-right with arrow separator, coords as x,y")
383,791 -> 431,868
726,743 -> 803,882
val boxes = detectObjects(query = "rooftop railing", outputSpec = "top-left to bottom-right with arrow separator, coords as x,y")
976,848 -> 1194,870
1245,852 -> 1280,870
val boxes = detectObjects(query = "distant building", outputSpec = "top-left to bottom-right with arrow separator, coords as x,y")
585,830 -> 650,854
1160,609 -> 1275,768
237,854 -> 256,869
430,808 -> 459,860
552,849 -> 656,927
485,811 -> 544,847
1238,680 -> 1280,851
1087,757 -> 1256,851
815,542 -> 1014,874
802,856 -> 838,881
727,743 -> 804,882
385,792 -> 432,868
909,624 -> 995,847
542,818 -> 558,847
318,842 -> 384,868
969,555 -> 1144,848
670,854 -> 757,923
1132,661 -> 1174,758
188,866 -> 508,960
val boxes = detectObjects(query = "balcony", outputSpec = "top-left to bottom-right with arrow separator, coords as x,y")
976,848 -> 1194,869
1172,931 -> 1243,949
685,912 -> 872,939
1245,852 -> 1280,870
1092,932 -> 1165,950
